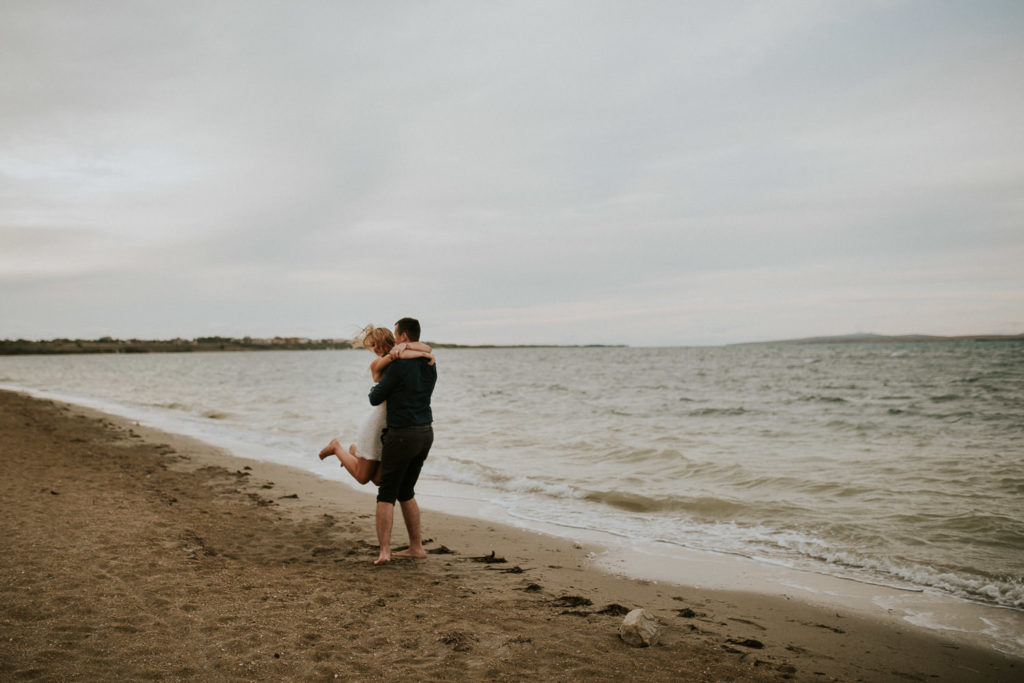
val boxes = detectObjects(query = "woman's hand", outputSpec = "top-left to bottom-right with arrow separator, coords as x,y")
389,342 -> 408,359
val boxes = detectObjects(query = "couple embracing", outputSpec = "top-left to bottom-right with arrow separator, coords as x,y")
319,317 -> 437,565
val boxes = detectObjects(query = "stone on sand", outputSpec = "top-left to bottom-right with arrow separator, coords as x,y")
619,608 -> 660,647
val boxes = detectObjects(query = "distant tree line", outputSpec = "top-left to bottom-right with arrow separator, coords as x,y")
0,337 -> 355,356
0,337 -> 625,356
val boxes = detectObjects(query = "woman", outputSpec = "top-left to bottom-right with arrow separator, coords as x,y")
318,325 -> 434,486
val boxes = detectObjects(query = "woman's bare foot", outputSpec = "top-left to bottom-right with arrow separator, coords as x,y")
318,439 -> 342,460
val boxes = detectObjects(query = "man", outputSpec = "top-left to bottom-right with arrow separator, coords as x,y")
367,317 -> 437,565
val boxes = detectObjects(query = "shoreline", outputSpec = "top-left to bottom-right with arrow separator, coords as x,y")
1,389 -> 1020,681
7,382 -> 1020,658
412,477 -> 1024,660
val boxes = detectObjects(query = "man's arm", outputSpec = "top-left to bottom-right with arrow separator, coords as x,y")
368,363 -> 403,406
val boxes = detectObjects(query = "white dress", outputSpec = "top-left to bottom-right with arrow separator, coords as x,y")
354,395 -> 386,462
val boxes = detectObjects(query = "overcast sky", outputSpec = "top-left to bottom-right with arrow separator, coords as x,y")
2,1 -> 1022,346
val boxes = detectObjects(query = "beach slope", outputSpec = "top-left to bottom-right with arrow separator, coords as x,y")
1,390 -> 1017,681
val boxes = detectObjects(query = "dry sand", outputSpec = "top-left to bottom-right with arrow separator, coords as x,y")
1,389 -> 1019,681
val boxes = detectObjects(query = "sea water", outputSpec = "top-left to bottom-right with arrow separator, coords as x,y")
2,343 -> 1022,652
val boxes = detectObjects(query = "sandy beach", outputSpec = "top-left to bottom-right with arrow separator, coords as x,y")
1,389 -> 1019,682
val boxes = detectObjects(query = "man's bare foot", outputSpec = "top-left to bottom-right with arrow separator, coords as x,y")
318,439 -> 341,460
393,548 -> 427,559
373,551 -> 391,565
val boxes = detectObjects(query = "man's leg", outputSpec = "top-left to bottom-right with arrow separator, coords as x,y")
393,434 -> 431,560
374,501 -> 395,565
393,497 -> 426,559
375,427 -> 430,564
375,428 -> 415,565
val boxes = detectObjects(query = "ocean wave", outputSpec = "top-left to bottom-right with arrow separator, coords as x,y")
998,477 -> 1024,495
432,456 -> 778,520
825,419 -> 879,431
797,394 -> 847,403
602,447 -> 687,465
511,499 -> 1024,611
774,535 -> 1024,609
935,512 -> 1024,542
430,457 -> 583,500
580,490 -> 751,517
929,411 -> 975,422
687,407 -> 748,417
146,401 -> 190,411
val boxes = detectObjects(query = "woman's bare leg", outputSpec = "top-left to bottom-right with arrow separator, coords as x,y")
339,450 -> 378,485
346,445 -> 382,486
318,438 -> 343,460
319,440 -> 378,485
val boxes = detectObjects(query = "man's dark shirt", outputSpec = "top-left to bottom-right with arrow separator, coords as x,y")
368,358 -> 436,428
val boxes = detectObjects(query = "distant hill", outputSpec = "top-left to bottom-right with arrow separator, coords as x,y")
734,332 -> 1024,346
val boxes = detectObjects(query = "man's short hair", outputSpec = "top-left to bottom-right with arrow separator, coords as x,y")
395,317 -> 421,342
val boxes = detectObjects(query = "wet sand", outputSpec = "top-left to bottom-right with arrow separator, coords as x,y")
1,389 -> 1019,681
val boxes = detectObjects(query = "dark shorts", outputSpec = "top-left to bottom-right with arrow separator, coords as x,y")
376,425 -> 433,505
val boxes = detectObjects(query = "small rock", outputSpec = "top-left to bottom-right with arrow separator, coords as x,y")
619,608 -> 661,647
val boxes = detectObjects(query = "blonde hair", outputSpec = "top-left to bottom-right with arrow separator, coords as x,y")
353,324 -> 395,355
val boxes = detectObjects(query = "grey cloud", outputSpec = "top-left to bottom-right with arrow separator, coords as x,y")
2,1 -> 1022,344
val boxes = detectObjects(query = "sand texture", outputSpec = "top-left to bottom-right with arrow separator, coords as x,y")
1,390 -> 1019,681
